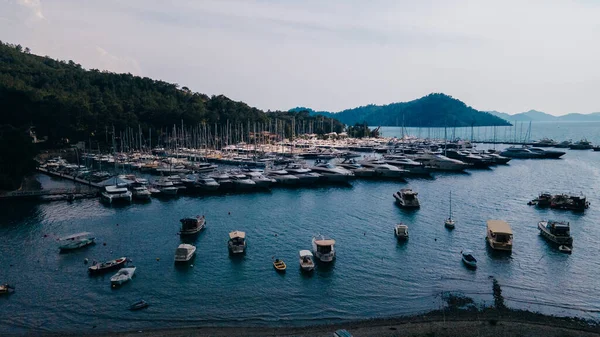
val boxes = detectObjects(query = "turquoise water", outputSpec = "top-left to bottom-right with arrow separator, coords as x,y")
379,121 -> 600,144
1,147 -> 600,334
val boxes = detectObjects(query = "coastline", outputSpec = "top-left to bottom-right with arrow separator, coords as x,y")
42,308 -> 599,337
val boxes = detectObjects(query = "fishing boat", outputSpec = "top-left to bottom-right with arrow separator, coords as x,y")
273,258 -> 287,272
486,220 -> 513,252
174,244 -> 196,262
538,220 -> 573,246
445,191 -> 455,229
88,257 -> 127,274
312,235 -> 336,262
110,267 -> 136,286
179,215 -> 206,235
461,250 -> 477,268
0,284 -> 15,295
394,223 -> 409,240
58,232 -> 95,251
299,250 -> 315,272
393,188 -> 420,208
228,231 -> 247,254
129,299 -> 149,311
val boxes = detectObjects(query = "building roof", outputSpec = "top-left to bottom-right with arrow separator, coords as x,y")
486,220 -> 512,234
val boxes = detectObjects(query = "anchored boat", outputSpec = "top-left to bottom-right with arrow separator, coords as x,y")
312,235 -> 336,262
273,258 -> 287,272
486,220 -> 513,252
394,223 -> 409,240
538,220 -> 573,246
393,188 -> 420,208
461,250 -> 477,268
299,250 -> 315,272
88,257 -> 127,274
110,267 -> 136,286
179,215 -> 206,235
58,232 -> 95,251
228,231 -> 247,254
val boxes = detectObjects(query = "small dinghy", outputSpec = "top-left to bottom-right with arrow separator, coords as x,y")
129,299 -> 149,311
0,284 -> 15,295
111,267 -> 136,286
461,250 -> 477,268
88,257 -> 127,274
273,259 -> 287,272
558,245 -> 572,254
394,223 -> 409,240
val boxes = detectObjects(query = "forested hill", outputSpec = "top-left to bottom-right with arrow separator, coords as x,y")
0,42 -> 344,146
291,94 -> 511,127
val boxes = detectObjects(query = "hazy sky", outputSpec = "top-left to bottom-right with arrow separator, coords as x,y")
2,0 -> 599,115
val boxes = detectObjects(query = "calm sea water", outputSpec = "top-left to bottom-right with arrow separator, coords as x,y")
1,145 -> 600,334
379,121 -> 600,144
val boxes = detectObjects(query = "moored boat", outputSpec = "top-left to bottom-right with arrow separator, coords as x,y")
179,215 -> 206,235
110,267 -> 136,286
394,223 -> 409,240
129,299 -> 149,311
312,235 -> 335,262
59,232 -> 95,251
445,191 -> 455,229
174,244 -> 196,262
273,258 -> 287,272
486,220 -> 513,252
228,231 -> 247,254
461,250 -> 477,268
299,250 -> 315,272
88,257 -> 127,274
393,188 -> 420,208
538,220 -> 573,246
0,283 -> 15,295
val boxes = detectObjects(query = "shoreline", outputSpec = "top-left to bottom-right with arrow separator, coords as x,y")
42,308 -> 598,337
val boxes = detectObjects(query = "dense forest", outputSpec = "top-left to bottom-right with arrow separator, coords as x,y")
0,41 -> 345,189
291,93 -> 512,127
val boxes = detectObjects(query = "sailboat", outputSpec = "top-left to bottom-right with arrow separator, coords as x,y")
444,191 -> 455,229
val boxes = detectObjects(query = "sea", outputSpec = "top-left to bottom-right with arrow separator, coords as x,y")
1,122 -> 600,335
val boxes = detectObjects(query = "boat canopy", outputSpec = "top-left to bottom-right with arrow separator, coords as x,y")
315,239 -> 335,246
229,231 -> 246,239
299,250 -> 313,257
486,220 -> 512,235
60,232 -> 93,240
105,185 -> 129,193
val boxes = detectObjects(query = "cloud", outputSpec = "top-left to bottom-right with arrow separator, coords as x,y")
95,46 -> 141,75
17,0 -> 44,19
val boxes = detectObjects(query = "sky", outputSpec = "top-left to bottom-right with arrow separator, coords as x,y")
2,0 -> 600,115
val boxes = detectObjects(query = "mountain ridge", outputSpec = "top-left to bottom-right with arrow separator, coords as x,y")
487,110 -> 600,122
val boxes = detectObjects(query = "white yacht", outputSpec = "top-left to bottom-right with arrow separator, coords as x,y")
312,235 -> 336,262
336,159 -> 377,177
411,153 -> 468,171
228,231 -> 247,254
244,171 -> 276,189
299,250 -> 315,272
393,188 -> 420,208
154,179 -> 178,195
309,163 -> 354,182
229,173 -> 257,190
383,154 -> 431,175
195,177 -> 220,192
131,186 -> 152,201
284,163 -> 321,185
358,159 -> 408,178
174,244 -> 196,262
394,224 -> 409,240
101,185 -> 132,204
110,267 -> 136,286
267,169 -> 300,186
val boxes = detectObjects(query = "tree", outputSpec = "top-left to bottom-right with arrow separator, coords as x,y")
0,125 -> 38,190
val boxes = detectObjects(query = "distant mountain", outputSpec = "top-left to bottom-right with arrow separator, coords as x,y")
487,109 -> 600,122
291,93 -> 511,127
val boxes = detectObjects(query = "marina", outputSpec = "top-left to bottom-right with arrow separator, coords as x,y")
1,135 -> 600,334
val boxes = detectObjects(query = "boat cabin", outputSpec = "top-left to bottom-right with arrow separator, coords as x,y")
314,239 -> 335,254
229,231 -> 246,244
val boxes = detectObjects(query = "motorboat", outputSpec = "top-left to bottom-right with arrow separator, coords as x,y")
59,232 -> 95,251
486,153 -> 511,165
538,220 -> 573,246
101,185 -> 132,204
244,171 -> 276,188
154,179 -> 178,195
393,188 -> 420,208
554,140 -> 572,148
131,186 -> 152,200
532,138 -> 558,147
461,250 -> 477,268
336,159 -> 377,177
383,154 -> 431,175
174,244 -> 196,262
444,150 -> 493,168
228,231 -> 247,254
394,223 -> 409,240
526,147 -> 566,159
229,173 -> 257,190
284,163 -> 321,185
486,220 -> 513,252
569,139 -> 593,150
445,191 -> 455,229
358,159 -> 408,179
499,147 -> 544,159
267,169 -> 300,186
194,177 -> 220,192
0,284 -> 15,295
299,250 -> 315,272
110,267 -> 136,286
209,173 -> 234,191
411,153 -> 468,171
88,257 -> 127,274
309,162 -> 354,182
129,299 -> 149,311
179,215 -> 206,235
312,235 -> 335,262
273,258 -> 287,272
